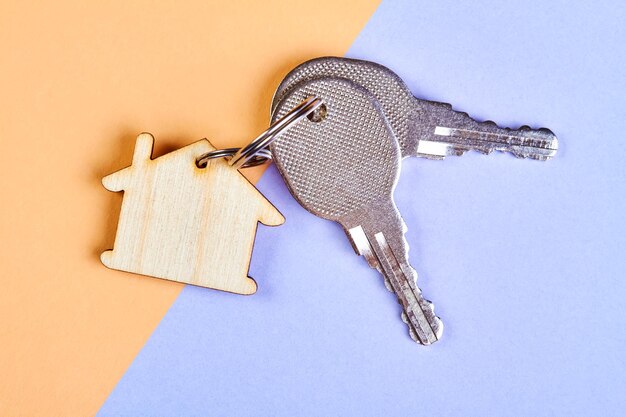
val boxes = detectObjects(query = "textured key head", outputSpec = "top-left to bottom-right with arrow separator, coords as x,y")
270,77 -> 401,222
271,57 -> 417,156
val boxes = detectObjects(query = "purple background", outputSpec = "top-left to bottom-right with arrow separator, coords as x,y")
98,1 -> 626,416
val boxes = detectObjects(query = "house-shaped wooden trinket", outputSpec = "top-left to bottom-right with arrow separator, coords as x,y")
101,132 -> 284,294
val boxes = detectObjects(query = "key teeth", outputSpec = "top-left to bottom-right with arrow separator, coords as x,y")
483,122 -> 559,156
398,281 -> 443,345
432,103 -> 559,160
484,120 -> 498,127
422,298 -> 443,336
404,264 -> 443,344
385,267 -> 442,344
401,311 -> 409,324
403,302 -> 443,345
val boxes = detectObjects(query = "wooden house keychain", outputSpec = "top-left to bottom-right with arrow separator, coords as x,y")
101,97 -> 322,294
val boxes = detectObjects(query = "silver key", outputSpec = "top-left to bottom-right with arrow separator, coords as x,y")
271,57 -> 558,160
270,77 -> 443,345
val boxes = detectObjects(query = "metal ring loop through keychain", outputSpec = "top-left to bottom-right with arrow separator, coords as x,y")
196,96 -> 322,169
196,147 -> 272,169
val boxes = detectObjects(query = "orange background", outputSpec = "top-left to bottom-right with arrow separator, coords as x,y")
0,1 -> 379,415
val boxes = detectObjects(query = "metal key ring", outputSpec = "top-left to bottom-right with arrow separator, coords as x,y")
196,147 -> 272,169
228,96 -> 322,169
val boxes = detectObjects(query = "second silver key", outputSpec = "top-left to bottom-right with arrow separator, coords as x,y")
271,77 -> 443,345
272,56 -> 558,160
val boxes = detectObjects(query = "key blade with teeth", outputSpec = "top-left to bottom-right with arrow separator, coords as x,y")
272,56 -> 558,161
271,77 -> 442,345
414,100 -> 558,160
343,200 -> 442,344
